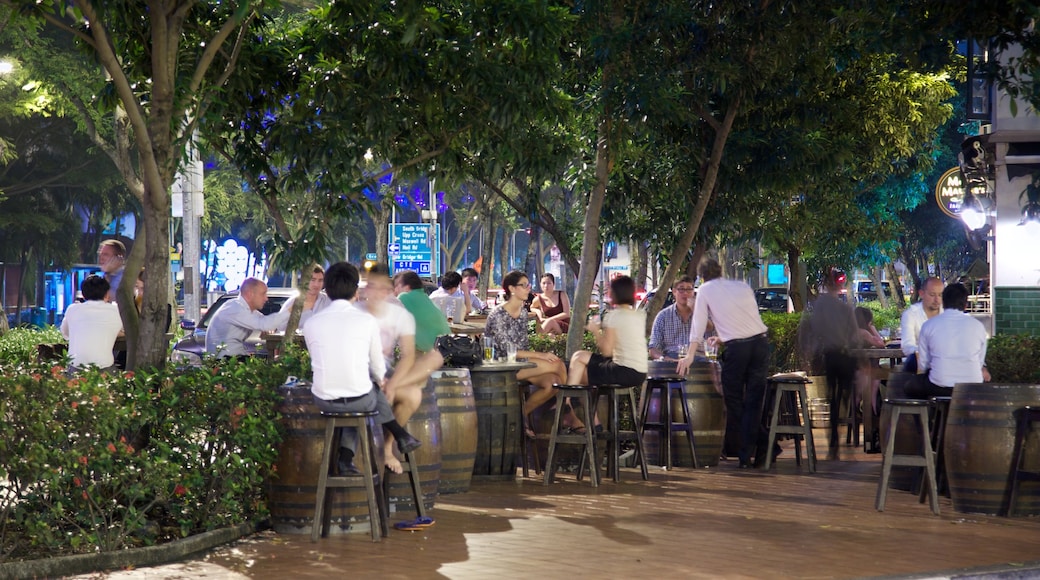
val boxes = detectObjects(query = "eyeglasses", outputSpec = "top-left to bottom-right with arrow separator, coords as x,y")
514,282 -> 530,289
675,286 -> 695,293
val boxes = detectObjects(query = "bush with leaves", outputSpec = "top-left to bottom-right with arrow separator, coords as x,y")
0,355 -> 288,562
986,334 -> 1040,384
0,325 -> 64,365
761,312 -> 804,373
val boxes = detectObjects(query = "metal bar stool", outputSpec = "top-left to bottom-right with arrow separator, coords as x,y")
1006,405 -> 1040,517
583,384 -> 650,482
763,373 -> 816,472
544,384 -> 599,486
313,410 -> 387,542
639,374 -> 698,469
876,399 -> 939,515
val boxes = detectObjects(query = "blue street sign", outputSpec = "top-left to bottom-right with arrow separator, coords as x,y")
365,252 -> 378,260
388,223 -> 440,278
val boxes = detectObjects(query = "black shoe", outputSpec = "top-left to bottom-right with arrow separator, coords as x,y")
337,460 -> 362,476
739,461 -> 754,469
397,435 -> 423,455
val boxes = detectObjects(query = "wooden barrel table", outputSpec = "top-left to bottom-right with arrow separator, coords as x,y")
267,383 -> 385,535
385,386 -> 441,514
945,383 -> 1040,516
641,361 -> 725,468
431,368 -> 478,494
470,361 -> 535,481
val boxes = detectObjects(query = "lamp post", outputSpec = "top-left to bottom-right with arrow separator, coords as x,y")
511,228 -> 528,271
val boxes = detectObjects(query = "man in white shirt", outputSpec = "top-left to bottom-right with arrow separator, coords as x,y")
678,258 -> 769,469
61,275 -> 123,370
429,271 -> 471,321
461,267 -> 485,311
911,282 -> 990,398
305,262 -> 421,475
900,277 -> 943,372
205,278 -> 290,358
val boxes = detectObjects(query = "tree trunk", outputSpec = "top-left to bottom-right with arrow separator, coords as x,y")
134,192 -> 173,370
886,262 -> 906,310
643,97 -> 741,331
787,246 -> 807,312
566,117 -> 613,358
480,211 -> 495,294
869,268 -> 889,308
523,225 -> 539,282
634,239 -> 648,292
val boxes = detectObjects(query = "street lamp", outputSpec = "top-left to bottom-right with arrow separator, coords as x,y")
0,60 -> 13,75
511,228 -> 529,270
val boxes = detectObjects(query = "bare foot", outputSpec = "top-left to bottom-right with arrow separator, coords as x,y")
385,455 -> 403,474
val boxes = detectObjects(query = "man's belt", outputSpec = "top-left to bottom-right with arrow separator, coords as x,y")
723,332 -> 767,346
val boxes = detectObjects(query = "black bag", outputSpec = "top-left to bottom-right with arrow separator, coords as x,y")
434,335 -> 482,367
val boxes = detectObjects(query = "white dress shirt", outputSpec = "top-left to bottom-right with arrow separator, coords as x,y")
278,292 -> 332,330
61,300 -> 123,368
900,302 -> 933,356
205,296 -> 290,357
358,300 -> 416,362
917,309 -> 988,388
305,300 -> 386,401
690,278 -> 767,345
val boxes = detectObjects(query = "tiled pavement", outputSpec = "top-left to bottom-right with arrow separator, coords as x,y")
75,431 -> 1040,580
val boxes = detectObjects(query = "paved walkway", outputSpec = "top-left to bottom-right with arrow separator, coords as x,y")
73,432 -> 1040,580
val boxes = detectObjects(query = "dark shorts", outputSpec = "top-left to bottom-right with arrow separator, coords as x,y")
586,353 -> 647,388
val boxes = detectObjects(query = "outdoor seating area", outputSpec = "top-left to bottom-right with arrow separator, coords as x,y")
89,431 -> 1040,580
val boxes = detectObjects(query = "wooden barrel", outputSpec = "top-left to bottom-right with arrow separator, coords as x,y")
267,384 -> 385,535
470,365 -> 525,480
642,362 -> 725,468
385,387 -> 441,514
945,383 -> 1040,516
431,369 -> 478,494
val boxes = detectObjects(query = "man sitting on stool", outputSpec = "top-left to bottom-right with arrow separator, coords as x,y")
305,262 -> 422,475
908,282 -> 990,398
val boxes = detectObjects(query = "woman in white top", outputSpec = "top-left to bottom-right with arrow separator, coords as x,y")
61,274 -> 123,369
567,275 -> 648,388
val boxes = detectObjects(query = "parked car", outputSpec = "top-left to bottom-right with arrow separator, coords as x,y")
754,288 -> 790,313
636,287 -> 675,311
170,288 -> 295,365
853,280 -> 891,303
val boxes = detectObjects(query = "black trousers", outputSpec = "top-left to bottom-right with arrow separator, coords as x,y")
719,334 -> 770,465
823,348 -> 857,456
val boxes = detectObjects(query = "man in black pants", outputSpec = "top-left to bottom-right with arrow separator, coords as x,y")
678,258 -> 770,468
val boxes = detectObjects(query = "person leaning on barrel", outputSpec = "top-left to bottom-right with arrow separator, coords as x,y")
907,282 -> 990,399
304,261 -> 422,475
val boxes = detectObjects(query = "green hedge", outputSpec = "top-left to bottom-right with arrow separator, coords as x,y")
761,312 -> 803,373
986,334 -> 1040,384
0,356 -> 288,562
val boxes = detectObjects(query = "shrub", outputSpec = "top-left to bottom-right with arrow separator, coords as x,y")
986,334 -> 1040,384
0,355 -> 288,562
0,326 -> 64,364
761,312 -> 803,373
527,330 -> 598,358
859,302 -> 902,335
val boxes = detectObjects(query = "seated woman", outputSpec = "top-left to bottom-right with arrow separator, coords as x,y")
279,265 -> 330,330
530,273 -> 571,335
484,270 -> 574,431
567,275 -> 648,389
61,274 -> 123,371
855,306 -> 886,453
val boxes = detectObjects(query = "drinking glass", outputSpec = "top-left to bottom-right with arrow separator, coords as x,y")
482,336 -> 495,361
506,343 -> 518,363
704,342 -> 718,363
445,302 -> 456,324
677,343 -> 689,359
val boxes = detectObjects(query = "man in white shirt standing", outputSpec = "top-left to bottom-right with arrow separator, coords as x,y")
900,277 -> 943,373
61,274 -> 123,370
205,278 -> 290,358
678,258 -> 770,469
305,262 -> 421,475
911,282 -> 990,398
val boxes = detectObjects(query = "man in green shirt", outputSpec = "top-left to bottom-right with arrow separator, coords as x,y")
393,270 -> 450,352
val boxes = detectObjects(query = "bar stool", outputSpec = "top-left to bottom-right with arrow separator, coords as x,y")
918,396 -> 951,503
518,381 -> 544,478
383,447 -> 426,519
876,399 -> 939,515
312,410 -> 387,542
640,374 -> 698,469
544,385 -> 599,486
763,374 -> 816,472
584,384 -> 650,482
1006,405 -> 1040,516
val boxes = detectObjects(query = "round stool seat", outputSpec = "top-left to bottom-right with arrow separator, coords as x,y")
884,398 -> 932,407
320,410 -> 379,418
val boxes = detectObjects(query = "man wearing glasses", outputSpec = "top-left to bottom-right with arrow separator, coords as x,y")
649,275 -> 698,361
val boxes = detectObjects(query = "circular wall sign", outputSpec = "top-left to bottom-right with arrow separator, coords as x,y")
935,167 -> 966,219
